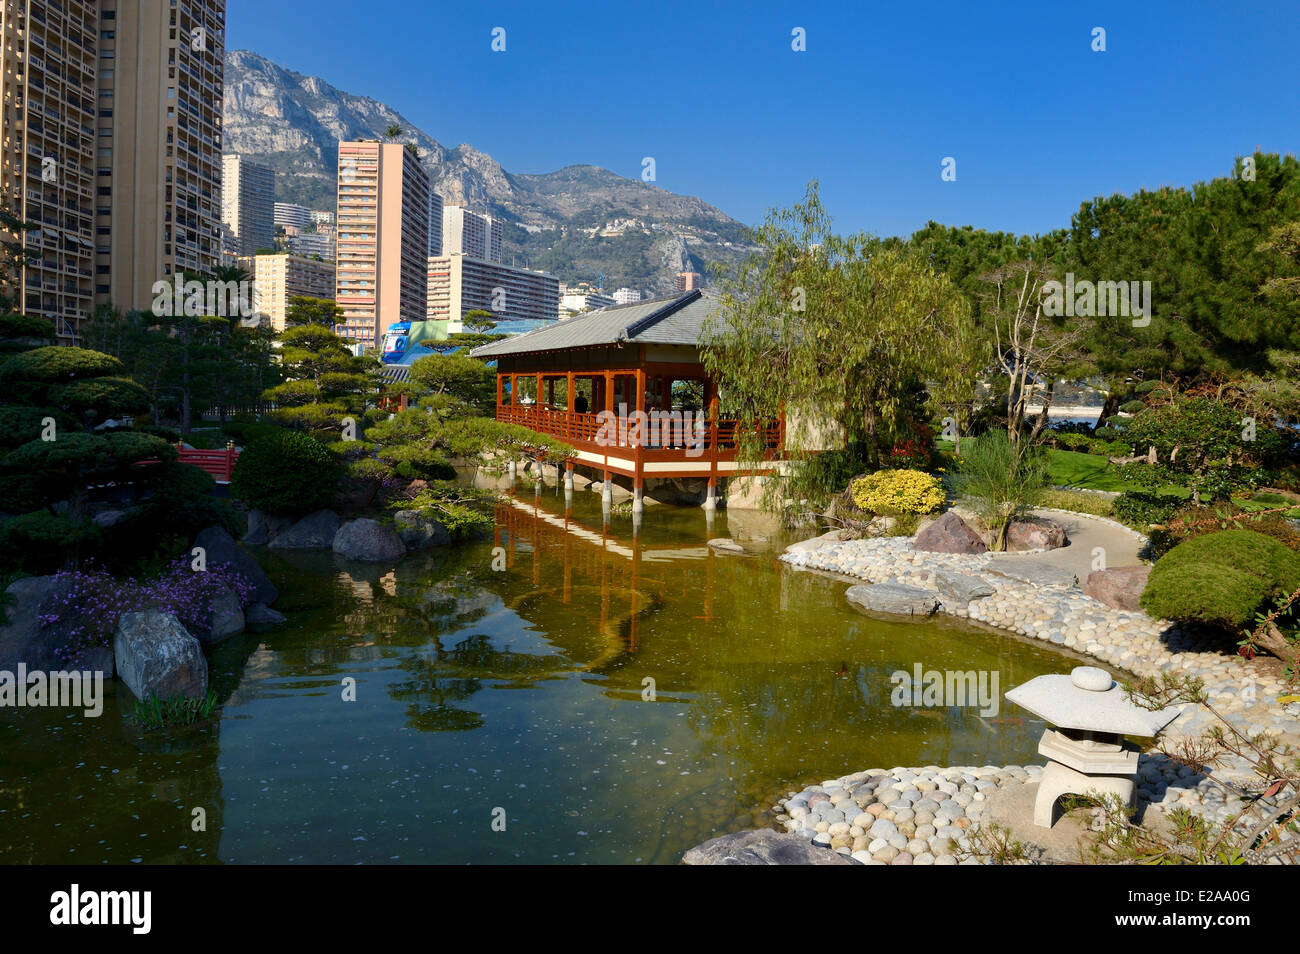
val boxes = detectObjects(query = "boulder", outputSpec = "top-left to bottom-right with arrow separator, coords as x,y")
0,576 -> 62,671
913,511 -> 988,554
1007,517 -> 1067,552
194,526 -> 278,605
113,610 -> 208,701
845,583 -> 940,617
191,583 -> 244,646
92,509 -> 128,529
242,509 -> 292,546
393,510 -> 451,549
1084,565 -> 1152,612
707,537 -> 748,556
682,829 -> 858,865
268,510 -> 341,550
333,518 -> 407,562
934,569 -> 996,610
246,602 -> 287,626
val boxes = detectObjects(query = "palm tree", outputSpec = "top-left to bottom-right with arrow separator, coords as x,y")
384,124 -> 402,140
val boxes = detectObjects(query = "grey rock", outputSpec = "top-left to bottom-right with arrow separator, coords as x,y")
242,509 -> 292,546
194,526 -> 278,604
113,610 -> 208,702
934,568 -> 995,610
681,829 -> 857,865
914,511 -> 988,554
0,576 -> 62,671
1084,565 -> 1152,612
246,602 -> 287,626
707,537 -> 748,555
268,510 -> 340,550
332,518 -> 407,562
845,583 -> 939,618
985,558 -> 1079,588
193,583 -> 245,645
92,509 -> 128,529
393,510 -> 451,549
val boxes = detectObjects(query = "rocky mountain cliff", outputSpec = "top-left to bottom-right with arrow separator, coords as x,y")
222,50 -> 754,294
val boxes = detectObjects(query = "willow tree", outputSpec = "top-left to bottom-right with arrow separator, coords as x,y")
701,182 -> 977,514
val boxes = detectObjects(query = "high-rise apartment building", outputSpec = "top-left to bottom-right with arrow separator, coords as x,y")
0,1 -> 226,338
442,205 -> 500,262
1,0 -> 100,339
221,154 -> 274,257
612,287 -> 641,305
675,271 -> 703,292
288,231 -> 334,261
334,140 -> 430,348
426,254 -> 558,328
248,252 -> 335,331
427,190 -> 443,256
97,1 -> 226,315
274,201 -> 311,230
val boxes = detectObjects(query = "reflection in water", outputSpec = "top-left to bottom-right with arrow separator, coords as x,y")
0,489 -> 1071,864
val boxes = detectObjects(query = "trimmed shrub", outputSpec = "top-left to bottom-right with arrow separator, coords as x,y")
230,431 -> 338,516
1141,529 -> 1300,628
850,469 -> 946,516
1120,400 -> 1147,414
1112,490 -> 1181,528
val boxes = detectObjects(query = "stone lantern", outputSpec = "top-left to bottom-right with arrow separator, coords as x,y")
1005,666 -> 1185,828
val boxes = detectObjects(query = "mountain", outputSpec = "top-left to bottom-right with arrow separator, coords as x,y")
221,50 -> 755,294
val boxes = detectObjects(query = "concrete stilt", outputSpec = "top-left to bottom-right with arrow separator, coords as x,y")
602,479 -> 613,508
632,487 -> 644,514
632,510 -> 642,537
563,466 -> 574,491
703,481 -> 717,512
507,459 -> 517,481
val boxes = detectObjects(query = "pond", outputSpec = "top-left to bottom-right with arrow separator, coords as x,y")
0,488 -> 1072,864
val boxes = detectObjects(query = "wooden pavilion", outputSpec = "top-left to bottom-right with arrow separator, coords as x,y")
470,291 -> 782,510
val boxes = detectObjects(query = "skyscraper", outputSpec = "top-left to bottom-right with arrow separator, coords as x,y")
222,155 -> 275,257
442,206 -> 501,262
97,0 -> 227,315
428,191 -> 443,256
334,140 -> 430,348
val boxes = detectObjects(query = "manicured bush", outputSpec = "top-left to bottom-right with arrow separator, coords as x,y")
850,468 -> 946,516
1120,400 -> 1147,414
1112,490 -> 1181,528
1141,529 -> 1300,628
230,430 -> 338,516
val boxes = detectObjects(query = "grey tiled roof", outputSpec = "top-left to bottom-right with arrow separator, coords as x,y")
470,290 -> 713,358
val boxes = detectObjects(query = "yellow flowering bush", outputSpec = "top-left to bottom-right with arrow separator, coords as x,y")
850,469 -> 946,516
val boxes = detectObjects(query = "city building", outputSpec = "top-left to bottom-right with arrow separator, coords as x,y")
249,253 -> 335,331
427,191 -> 443,256
0,0 -> 226,340
274,202 -> 312,230
288,232 -> 335,261
612,287 -> 642,305
221,155 -> 275,257
442,205 -> 501,262
675,271 -> 703,292
426,253 -> 558,330
309,209 -> 334,227
561,290 -> 616,315
98,1 -> 227,318
334,140 -> 430,349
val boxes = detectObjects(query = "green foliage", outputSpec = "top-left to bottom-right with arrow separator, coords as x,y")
1112,490 -> 1182,528
285,296 -> 343,328
408,354 -> 496,413
0,314 -> 56,341
701,181 -> 979,514
954,429 -> 1049,550
398,483 -> 495,541
1141,530 -> 1300,629
1036,488 -> 1114,518
1118,396 -> 1249,502
0,513 -> 101,574
132,689 -> 219,731
230,431 -> 338,516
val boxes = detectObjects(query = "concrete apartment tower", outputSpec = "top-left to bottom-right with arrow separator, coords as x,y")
427,190 -> 443,256
222,154 -> 274,257
97,1 -> 226,317
334,140 -> 430,349
0,1 -> 100,339
442,206 -> 501,262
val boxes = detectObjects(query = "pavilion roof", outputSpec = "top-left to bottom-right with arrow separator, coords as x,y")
470,290 -> 713,359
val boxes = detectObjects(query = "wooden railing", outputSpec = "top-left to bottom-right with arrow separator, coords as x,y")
176,442 -> 240,483
497,403 -> 782,453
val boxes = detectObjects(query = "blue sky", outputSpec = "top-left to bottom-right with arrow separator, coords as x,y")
227,0 -> 1300,239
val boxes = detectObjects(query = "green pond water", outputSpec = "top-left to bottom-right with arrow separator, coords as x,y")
0,489 -> 1072,864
